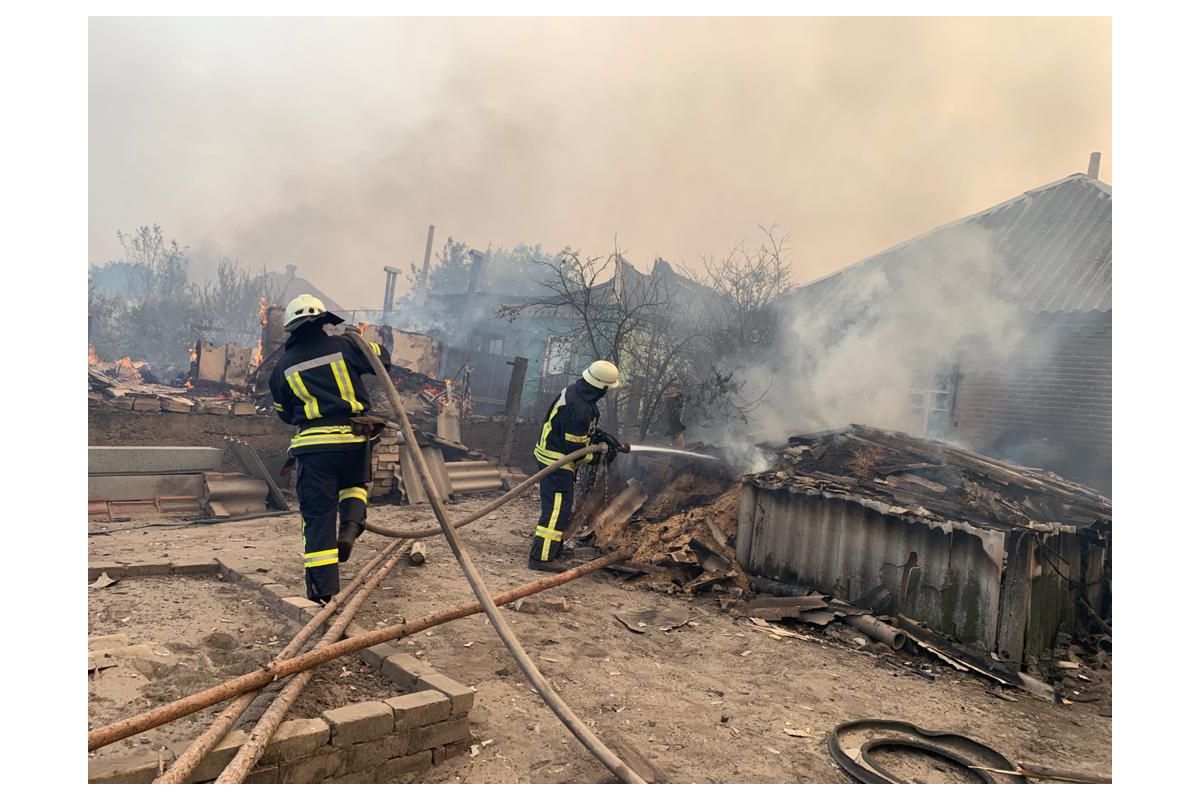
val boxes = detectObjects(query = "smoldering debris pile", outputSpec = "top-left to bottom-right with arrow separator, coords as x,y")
579,456 -> 751,596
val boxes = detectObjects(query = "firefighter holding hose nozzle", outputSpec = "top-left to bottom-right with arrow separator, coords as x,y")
529,360 -> 629,572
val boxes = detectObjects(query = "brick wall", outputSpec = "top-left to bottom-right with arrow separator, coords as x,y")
369,429 -> 402,500
953,311 -> 1111,495
88,691 -> 471,784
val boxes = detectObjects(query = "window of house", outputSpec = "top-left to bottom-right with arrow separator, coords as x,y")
909,366 -> 959,439
543,337 -> 568,375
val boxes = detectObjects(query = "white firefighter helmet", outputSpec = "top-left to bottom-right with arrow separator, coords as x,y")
284,294 -> 342,331
582,360 -> 621,389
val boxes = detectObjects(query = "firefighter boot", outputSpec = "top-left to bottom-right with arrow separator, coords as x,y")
338,521 -> 363,563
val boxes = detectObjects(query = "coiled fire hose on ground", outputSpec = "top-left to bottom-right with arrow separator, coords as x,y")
344,331 -> 646,784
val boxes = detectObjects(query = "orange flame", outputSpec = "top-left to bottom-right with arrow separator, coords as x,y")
88,344 -> 99,365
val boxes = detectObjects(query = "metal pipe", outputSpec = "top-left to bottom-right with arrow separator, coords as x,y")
216,541 -> 414,782
847,614 -> 907,650
154,539 -> 408,783
345,332 -> 646,784
88,549 -> 628,752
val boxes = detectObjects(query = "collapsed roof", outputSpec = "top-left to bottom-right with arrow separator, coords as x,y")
747,424 -> 1112,538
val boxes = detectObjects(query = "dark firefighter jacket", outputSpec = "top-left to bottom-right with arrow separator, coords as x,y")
269,325 -> 392,454
534,379 -> 609,472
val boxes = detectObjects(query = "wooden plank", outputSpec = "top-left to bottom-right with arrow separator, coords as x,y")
998,532 -> 1036,671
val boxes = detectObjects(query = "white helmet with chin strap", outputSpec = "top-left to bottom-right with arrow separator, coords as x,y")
284,293 -> 343,331
582,360 -> 620,390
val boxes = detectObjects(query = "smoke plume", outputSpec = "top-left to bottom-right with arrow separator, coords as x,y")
89,17 -> 1111,308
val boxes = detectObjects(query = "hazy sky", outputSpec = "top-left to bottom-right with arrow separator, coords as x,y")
89,17 -> 1111,308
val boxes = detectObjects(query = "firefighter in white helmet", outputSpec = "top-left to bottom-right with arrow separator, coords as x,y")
269,294 -> 392,604
529,359 -> 629,571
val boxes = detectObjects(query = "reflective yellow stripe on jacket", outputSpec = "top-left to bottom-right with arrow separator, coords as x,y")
534,390 -> 589,471
285,371 -> 320,420
289,425 -> 366,452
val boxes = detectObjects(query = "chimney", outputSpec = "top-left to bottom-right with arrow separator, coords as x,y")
466,249 -> 485,300
1087,152 -> 1101,179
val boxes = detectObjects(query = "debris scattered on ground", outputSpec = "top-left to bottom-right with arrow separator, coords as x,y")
91,572 -> 120,590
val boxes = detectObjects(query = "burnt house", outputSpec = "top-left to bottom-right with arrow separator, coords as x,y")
736,425 -> 1111,667
773,167 -> 1111,494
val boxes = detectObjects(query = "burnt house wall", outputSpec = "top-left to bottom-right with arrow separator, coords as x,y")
952,310 -> 1111,495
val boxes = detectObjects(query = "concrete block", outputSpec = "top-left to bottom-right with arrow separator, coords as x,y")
417,673 -> 475,716
191,729 -> 249,782
88,563 -> 125,582
431,740 -> 470,766
279,750 -> 345,784
385,691 -> 450,730
345,731 -> 410,773
408,717 -> 470,753
380,654 -> 434,689
89,446 -> 224,475
88,751 -> 161,784
238,573 -> 273,589
322,701 -> 395,746
245,764 -> 280,784
375,751 -> 432,782
326,769 -> 378,784
261,718 -> 330,764
259,583 -> 292,603
170,559 -> 220,576
216,560 -> 245,582
121,562 -> 173,577
282,596 -> 321,621
88,473 -> 206,502
361,643 -> 403,670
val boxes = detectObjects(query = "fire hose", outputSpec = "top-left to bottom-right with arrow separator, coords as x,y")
155,537 -> 412,783
91,335 -> 643,782
363,444 -> 606,539
216,540 -> 416,782
343,331 -> 646,784
87,549 -> 630,752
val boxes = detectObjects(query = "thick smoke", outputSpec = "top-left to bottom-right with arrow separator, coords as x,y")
730,225 -> 1033,445
89,18 -> 1111,308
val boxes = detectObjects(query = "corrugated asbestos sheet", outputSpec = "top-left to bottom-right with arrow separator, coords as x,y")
735,425 -> 1111,651
783,173 -> 1111,314
737,487 -> 1004,648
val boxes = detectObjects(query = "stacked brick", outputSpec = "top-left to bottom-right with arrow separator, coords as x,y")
369,430 -> 401,499
87,556 -> 477,784
87,685 -> 473,784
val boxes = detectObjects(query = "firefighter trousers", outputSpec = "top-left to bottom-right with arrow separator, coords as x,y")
530,467 -> 575,563
295,446 -> 370,601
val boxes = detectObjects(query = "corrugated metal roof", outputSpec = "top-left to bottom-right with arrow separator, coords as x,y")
785,174 -> 1111,313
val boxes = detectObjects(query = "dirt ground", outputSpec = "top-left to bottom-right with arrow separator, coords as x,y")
88,492 -> 1112,783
